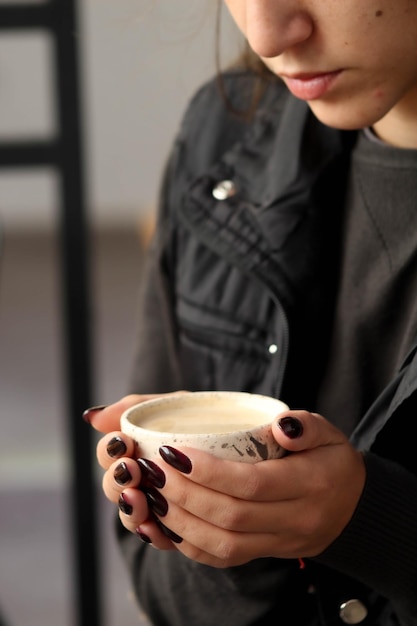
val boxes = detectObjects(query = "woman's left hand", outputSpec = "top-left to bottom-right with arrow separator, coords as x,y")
135,410 -> 366,568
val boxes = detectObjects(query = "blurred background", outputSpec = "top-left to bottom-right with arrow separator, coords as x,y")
0,1 -> 241,625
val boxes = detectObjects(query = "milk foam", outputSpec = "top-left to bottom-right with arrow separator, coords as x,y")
136,403 -> 272,434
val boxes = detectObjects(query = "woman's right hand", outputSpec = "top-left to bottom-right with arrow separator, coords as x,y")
84,394 -> 182,549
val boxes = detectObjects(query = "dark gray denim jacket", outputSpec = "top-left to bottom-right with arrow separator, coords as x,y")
120,70 -> 417,626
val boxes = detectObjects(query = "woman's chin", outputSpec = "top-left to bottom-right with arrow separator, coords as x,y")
307,99 -> 387,132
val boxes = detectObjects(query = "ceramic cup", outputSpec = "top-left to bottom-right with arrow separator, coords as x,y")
120,391 -> 289,463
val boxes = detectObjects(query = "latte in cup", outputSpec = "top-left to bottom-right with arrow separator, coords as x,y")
120,391 -> 289,463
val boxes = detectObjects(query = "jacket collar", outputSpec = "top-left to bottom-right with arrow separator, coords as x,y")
179,84 -> 356,301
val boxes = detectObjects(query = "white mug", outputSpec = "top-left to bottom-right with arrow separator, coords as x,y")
120,391 -> 289,463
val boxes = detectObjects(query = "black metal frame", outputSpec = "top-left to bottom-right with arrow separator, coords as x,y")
0,2 -> 102,624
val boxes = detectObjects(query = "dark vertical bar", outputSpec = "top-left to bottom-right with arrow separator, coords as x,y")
0,2 -> 102,623
50,1 -> 102,625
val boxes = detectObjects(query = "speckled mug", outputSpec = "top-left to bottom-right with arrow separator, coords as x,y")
120,391 -> 289,463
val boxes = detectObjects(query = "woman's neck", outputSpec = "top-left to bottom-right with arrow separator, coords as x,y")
373,91 -> 417,149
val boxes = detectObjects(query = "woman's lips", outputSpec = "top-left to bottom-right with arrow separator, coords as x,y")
281,71 -> 342,100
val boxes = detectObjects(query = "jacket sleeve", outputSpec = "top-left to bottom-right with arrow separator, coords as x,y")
126,144 -> 183,395
315,446 -> 417,622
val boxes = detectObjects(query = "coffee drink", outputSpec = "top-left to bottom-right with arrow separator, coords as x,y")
137,402 -> 284,434
121,391 -> 289,463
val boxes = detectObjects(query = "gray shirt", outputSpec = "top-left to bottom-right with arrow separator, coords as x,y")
317,130 -> 417,435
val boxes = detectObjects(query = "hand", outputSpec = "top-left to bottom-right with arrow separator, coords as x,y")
85,393 -> 186,549
133,410 -> 366,568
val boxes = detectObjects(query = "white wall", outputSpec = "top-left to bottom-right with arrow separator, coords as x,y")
0,0 -> 242,230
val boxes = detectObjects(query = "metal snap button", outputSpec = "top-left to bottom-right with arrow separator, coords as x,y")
212,180 -> 236,200
339,599 -> 368,624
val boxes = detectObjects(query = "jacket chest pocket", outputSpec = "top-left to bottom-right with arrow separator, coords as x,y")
176,295 -> 284,396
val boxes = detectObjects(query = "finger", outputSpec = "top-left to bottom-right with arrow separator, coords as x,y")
175,524 -> 307,568
96,431 -> 137,469
84,395 -> 158,434
117,491 -> 178,551
84,391 -> 190,434
116,487 -> 150,534
156,460 -> 308,533
102,457 -> 142,503
153,500 -> 285,567
272,410 -> 349,453
136,518 -> 180,551
157,446 -> 301,502
166,480 -> 301,534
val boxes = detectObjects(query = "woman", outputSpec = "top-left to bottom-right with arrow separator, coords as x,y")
84,1 -> 417,624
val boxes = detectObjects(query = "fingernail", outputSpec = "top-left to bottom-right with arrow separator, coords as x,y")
82,405 -> 107,423
154,518 -> 183,544
159,446 -> 192,474
144,487 -> 168,517
118,493 -> 133,516
137,458 -> 166,489
136,528 -> 152,544
114,462 -> 132,486
278,416 -> 304,439
107,436 -> 127,458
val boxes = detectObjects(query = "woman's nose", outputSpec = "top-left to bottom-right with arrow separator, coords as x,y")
244,0 -> 314,57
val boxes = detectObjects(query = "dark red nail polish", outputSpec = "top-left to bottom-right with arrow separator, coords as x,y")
278,416 -> 304,439
145,487 -> 168,517
107,436 -> 127,458
159,446 -> 192,474
154,518 -> 183,544
82,405 -> 107,423
136,528 -> 152,544
137,458 -> 166,488
114,462 -> 132,485
118,493 -> 133,516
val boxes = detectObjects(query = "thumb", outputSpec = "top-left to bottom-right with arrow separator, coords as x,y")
272,409 -> 348,453
83,390 -> 190,434
83,394 -> 157,434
